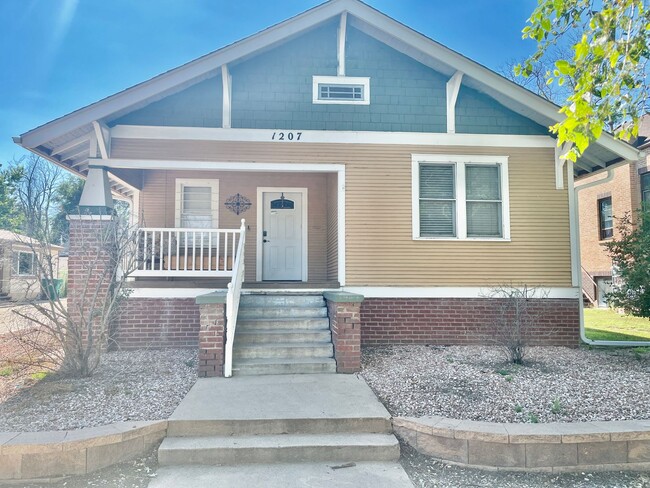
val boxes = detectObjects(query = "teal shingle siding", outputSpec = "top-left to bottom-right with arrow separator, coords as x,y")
110,75 -> 223,128
455,86 -> 548,135
109,20 -> 547,135
231,21 -> 448,132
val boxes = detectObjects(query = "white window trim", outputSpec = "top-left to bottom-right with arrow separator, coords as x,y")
412,154 -> 511,241
13,251 -> 36,277
312,75 -> 370,105
174,178 -> 220,228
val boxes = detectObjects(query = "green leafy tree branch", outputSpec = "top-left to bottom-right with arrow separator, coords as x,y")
519,0 -> 650,161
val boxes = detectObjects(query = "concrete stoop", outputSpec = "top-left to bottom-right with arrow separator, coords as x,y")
233,294 -> 336,375
153,375 -> 413,487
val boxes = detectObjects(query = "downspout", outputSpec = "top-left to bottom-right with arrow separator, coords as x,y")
571,162 -> 650,347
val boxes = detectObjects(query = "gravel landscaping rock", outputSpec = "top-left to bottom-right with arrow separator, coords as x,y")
0,348 -> 197,432
362,345 -> 650,423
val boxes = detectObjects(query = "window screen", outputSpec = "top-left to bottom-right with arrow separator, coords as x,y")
466,165 -> 502,237
181,186 -> 212,228
419,164 -> 456,237
641,173 -> 650,206
598,197 -> 613,240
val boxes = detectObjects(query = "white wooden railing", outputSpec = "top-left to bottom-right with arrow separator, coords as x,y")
131,226 -> 243,277
224,219 -> 246,378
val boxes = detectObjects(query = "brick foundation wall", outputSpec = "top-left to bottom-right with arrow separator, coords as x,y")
112,298 -> 200,349
361,298 -> 580,347
326,300 -> 361,373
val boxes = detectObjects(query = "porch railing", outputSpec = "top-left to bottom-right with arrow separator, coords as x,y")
581,266 -> 598,306
224,219 -> 246,378
131,226 -> 243,277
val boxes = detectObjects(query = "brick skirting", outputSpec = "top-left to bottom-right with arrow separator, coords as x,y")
361,298 -> 580,347
112,298 -> 200,349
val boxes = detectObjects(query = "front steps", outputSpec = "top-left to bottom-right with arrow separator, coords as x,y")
152,375 -> 412,488
233,293 -> 336,375
159,432 -> 399,466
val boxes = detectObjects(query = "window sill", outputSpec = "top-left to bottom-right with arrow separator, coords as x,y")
413,237 -> 511,242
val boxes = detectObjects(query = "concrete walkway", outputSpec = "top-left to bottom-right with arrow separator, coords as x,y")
151,374 -> 413,487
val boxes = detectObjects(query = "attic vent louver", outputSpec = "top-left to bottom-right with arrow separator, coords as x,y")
312,76 -> 370,105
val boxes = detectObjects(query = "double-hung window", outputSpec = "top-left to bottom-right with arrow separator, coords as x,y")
412,155 -> 510,240
598,197 -> 613,240
641,172 -> 650,207
175,179 -> 219,229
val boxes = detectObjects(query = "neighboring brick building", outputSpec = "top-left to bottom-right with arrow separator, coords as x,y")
577,116 -> 650,307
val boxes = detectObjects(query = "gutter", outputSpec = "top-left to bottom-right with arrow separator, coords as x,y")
570,160 -> 650,347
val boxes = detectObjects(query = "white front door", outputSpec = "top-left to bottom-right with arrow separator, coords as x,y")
262,191 -> 303,281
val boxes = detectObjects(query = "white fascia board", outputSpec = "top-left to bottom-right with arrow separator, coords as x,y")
342,286 -> 581,299
19,1 -> 348,148
111,125 -> 557,148
94,158 -> 346,173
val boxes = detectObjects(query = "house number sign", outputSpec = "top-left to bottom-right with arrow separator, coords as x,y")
271,131 -> 303,141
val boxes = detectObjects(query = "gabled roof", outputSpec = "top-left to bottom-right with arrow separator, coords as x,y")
0,229 -> 63,250
14,0 -> 641,188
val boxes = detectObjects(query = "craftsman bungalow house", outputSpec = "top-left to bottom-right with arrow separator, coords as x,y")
14,0 -> 640,376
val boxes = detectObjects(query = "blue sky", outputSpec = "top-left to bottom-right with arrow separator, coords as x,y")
0,0 -> 538,164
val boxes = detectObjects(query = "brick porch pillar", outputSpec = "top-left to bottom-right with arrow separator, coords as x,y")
67,213 -> 117,350
196,292 -> 227,377
324,291 -> 364,373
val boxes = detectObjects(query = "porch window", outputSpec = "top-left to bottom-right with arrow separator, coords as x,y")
412,155 -> 510,240
175,179 -> 219,229
598,197 -> 613,240
12,251 -> 36,276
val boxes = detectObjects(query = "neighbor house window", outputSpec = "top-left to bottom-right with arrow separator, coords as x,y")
598,197 -> 613,240
312,76 -> 370,105
412,155 -> 510,240
641,172 -> 650,206
12,251 -> 35,276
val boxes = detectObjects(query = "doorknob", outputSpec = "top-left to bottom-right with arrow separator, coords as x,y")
263,239 -> 270,243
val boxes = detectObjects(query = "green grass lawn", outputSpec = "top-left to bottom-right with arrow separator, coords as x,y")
584,308 -> 650,342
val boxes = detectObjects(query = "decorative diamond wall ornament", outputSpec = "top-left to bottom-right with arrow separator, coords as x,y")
224,193 -> 251,215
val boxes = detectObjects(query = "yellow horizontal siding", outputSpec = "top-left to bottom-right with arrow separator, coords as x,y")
114,139 -> 571,287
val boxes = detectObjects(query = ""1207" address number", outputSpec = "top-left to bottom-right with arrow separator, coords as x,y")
271,131 -> 302,141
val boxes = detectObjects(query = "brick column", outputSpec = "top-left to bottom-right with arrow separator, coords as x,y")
67,214 -> 116,350
196,292 -> 227,378
324,291 -> 364,374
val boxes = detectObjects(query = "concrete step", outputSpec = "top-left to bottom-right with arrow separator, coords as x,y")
233,357 -> 336,375
167,416 -> 392,437
158,433 -> 400,466
240,294 -> 325,308
237,317 -> 330,331
236,329 -> 332,344
233,342 -> 334,360
238,306 -> 328,319
150,462 -> 414,488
